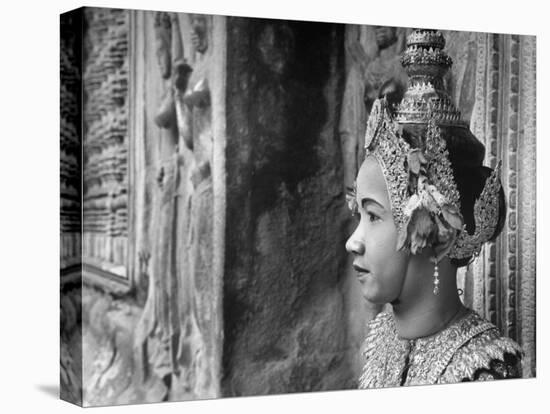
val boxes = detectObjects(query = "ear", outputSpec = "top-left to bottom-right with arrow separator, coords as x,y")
432,232 -> 457,263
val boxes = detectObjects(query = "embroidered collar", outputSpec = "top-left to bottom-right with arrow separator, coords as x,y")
359,309 -> 497,388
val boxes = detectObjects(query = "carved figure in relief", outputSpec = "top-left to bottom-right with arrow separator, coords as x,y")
175,14 -> 213,187
135,12 -> 195,400
153,12 -> 192,182
345,29 -> 523,388
172,13 -> 217,397
188,12 -> 216,393
364,27 -> 408,111
140,12 -> 179,397
135,11 -> 216,398
340,25 -> 408,191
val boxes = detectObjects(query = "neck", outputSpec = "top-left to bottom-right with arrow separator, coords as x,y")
391,259 -> 465,340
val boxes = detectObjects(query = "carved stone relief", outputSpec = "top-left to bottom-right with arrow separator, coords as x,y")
339,25 -> 408,190
517,34 -> 536,379
133,11 -> 218,401
82,8 -> 129,276
446,31 -> 536,377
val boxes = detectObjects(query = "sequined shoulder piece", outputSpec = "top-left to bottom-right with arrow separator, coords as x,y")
413,310 -> 495,384
361,311 -> 394,357
359,311 -> 405,389
439,327 -> 523,383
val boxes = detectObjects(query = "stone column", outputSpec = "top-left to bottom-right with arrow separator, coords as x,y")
454,32 -> 536,378
222,18 -> 354,395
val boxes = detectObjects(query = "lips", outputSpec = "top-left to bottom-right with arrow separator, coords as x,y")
353,263 -> 370,283
353,263 -> 369,273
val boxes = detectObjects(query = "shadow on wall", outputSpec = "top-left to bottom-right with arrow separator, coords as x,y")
223,17 -> 360,396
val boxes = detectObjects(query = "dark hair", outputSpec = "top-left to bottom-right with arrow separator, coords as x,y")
401,124 -> 507,267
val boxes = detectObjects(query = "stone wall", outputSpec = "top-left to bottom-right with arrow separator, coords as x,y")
222,18 -> 359,395
77,9 -> 227,405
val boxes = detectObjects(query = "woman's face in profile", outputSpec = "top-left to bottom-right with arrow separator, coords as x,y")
345,156 -> 409,304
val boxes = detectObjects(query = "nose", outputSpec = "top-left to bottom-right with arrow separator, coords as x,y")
345,233 -> 365,256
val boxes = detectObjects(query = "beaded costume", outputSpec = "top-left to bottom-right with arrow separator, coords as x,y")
354,29 -> 524,387
359,309 -> 522,388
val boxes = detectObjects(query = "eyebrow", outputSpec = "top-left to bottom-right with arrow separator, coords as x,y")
360,197 -> 385,210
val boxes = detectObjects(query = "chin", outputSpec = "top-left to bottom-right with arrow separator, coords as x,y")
363,296 -> 389,306
361,283 -> 398,306
361,286 -> 386,305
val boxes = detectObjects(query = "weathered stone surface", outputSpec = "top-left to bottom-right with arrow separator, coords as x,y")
81,285 -> 150,406
223,18 -> 357,395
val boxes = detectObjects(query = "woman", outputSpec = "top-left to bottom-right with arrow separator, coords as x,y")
345,29 -> 523,388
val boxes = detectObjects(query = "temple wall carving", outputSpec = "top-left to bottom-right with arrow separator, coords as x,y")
79,10 -> 225,405
517,34 -> 536,379
129,10 -> 224,401
445,32 -> 536,378
82,8 -> 129,275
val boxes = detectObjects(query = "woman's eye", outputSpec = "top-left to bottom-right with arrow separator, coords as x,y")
367,212 -> 380,222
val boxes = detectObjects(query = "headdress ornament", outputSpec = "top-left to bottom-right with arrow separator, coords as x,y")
395,29 -> 467,128
349,28 -> 503,261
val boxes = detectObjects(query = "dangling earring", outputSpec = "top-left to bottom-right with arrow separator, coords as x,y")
433,260 -> 440,295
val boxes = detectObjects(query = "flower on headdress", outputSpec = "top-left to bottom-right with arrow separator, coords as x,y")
425,183 -> 447,207
409,207 -> 436,254
407,148 -> 427,176
441,204 -> 463,231
398,206 -> 437,254
397,147 -> 465,254
404,193 -> 421,217
418,179 -> 441,213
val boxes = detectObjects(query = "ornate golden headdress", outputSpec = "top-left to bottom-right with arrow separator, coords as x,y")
395,29 -> 466,128
353,28 -> 503,262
